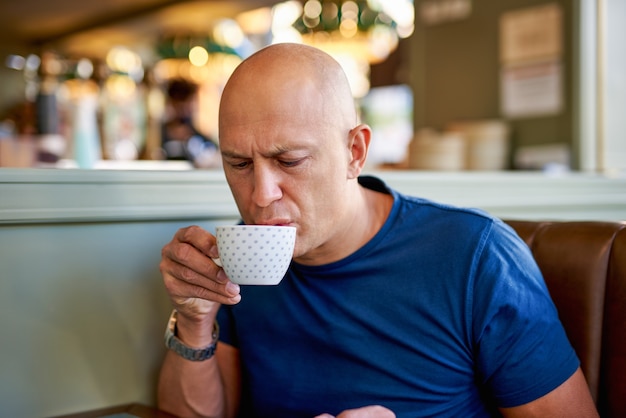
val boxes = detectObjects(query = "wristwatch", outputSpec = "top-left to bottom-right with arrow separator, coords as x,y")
164,309 -> 219,361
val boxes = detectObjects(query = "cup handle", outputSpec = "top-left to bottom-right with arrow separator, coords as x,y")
212,257 -> 222,267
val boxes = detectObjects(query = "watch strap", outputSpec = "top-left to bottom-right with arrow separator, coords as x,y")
164,309 -> 219,361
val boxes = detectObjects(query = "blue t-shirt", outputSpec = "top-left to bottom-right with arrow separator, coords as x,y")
217,176 -> 579,417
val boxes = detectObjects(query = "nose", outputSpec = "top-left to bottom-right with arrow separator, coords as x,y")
251,164 -> 283,208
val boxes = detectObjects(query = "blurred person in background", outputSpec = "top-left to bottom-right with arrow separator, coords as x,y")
161,78 -> 219,168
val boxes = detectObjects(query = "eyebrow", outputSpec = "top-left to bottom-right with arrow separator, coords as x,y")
221,144 -> 308,160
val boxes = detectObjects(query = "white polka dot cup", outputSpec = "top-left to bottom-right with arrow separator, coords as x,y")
215,225 -> 296,285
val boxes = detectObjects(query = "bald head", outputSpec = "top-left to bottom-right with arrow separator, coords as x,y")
218,43 -> 357,135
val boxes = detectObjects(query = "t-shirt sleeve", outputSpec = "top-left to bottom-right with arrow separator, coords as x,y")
471,220 -> 580,408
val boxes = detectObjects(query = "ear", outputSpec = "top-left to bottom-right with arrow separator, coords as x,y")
346,124 -> 372,179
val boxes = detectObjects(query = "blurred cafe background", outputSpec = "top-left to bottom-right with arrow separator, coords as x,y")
0,0 -> 415,170
0,0 -> 624,174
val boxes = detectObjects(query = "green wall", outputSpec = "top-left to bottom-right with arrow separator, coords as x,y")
0,219 -> 234,417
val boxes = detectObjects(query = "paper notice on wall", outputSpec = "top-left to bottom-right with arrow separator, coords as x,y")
500,3 -> 562,65
501,60 -> 562,118
499,4 -> 563,118
420,0 -> 472,25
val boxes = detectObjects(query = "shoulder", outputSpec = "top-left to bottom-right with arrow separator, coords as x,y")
359,174 -> 528,262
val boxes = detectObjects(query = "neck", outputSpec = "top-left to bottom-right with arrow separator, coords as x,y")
353,185 -> 394,248
295,182 -> 393,266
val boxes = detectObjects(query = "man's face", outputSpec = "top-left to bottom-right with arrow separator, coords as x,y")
219,85 -> 354,264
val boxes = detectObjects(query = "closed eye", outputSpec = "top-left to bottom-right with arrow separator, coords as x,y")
226,160 -> 251,170
279,158 -> 306,168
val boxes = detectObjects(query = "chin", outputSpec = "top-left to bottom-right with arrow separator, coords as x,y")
292,245 -> 303,259
292,240 -> 310,260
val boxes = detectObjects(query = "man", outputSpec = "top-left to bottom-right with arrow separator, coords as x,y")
158,43 -> 598,418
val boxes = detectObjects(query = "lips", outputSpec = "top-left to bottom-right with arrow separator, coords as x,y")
255,219 -> 293,226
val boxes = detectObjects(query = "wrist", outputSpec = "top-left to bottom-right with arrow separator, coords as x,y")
174,310 -> 219,348
164,309 -> 219,361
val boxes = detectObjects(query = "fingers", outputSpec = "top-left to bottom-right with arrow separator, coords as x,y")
169,225 -> 221,276
160,226 -> 242,314
162,239 -> 223,285
161,257 -> 240,306
319,406 -> 396,418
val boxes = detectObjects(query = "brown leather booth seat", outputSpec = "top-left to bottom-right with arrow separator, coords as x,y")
505,220 -> 626,417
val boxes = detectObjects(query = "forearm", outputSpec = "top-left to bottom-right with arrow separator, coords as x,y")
158,311 -> 228,418
158,349 -> 226,418
157,223 -> 242,417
